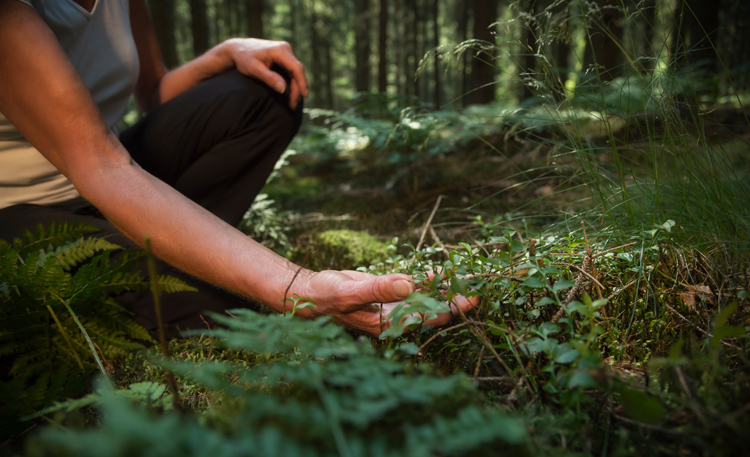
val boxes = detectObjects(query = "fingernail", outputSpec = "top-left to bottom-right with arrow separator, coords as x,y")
392,280 -> 414,298
276,82 -> 286,93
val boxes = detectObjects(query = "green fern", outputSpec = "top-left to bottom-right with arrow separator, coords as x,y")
0,221 -> 198,441
25,311 -> 531,457
1,225 -> 164,376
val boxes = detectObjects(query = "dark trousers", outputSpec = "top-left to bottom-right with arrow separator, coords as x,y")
0,70 -> 303,338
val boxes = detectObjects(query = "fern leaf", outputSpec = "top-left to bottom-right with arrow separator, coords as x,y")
52,237 -> 122,271
157,275 -> 198,294
13,221 -> 102,258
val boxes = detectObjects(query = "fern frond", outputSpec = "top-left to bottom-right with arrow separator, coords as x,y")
52,237 -> 122,271
156,275 -> 198,294
13,221 -> 102,258
95,306 -> 155,343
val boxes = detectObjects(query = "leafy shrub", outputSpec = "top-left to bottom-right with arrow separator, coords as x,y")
24,310 -> 529,457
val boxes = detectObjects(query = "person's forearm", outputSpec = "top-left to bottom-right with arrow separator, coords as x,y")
155,41 -> 235,105
74,147 -> 306,311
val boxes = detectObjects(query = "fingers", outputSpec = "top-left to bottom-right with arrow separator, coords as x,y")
246,62 -> 287,94
348,273 -> 415,305
266,46 -> 308,98
289,78 -> 300,110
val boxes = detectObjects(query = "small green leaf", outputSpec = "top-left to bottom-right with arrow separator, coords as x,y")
552,343 -> 579,364
535,296 -> 556,307
521,277 -> 546,289
711,325 -> 746,348
552,279 -> 576,293
621,389 -> 664,425
715,301 -> 738,326
399,343 -> 420,355
567,372 -> 598,388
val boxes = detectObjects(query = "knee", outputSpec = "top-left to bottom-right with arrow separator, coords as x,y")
216,69 -> 302,139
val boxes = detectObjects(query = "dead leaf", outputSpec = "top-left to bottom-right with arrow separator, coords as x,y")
680,284 -> 714,309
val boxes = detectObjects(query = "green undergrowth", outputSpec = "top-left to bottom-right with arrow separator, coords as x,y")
0,222 -> 194,443
4,1 -> 750,455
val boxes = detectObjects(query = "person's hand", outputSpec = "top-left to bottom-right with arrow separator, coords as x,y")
224,38 -> 308,110
289,270 -> 479,337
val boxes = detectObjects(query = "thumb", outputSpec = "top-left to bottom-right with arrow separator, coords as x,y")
349,274 -> 415,305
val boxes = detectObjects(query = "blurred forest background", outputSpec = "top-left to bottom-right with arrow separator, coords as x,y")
144,0 -> 750,110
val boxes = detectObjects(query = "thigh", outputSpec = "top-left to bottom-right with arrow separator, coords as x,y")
118,69 -> 298,187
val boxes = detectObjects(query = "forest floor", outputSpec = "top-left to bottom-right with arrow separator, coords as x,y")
3,102 -> 749,457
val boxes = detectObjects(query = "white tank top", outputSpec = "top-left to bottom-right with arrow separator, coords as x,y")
0,0 -> 139,208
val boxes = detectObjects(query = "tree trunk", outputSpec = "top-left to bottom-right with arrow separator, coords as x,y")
432,0 -> 440,108
416,0 -> 427,100
671,0 -> 721,72
247,0 -> 264,38
310,0 -> 322,106
720,0 -> 750,92
288,0 -> 297,48
354,0 -> 371,93
470,0 -> 496,105
458,0 -> 470,107
148,0 -> 179,69
582,0 -> 623,81
378,0 -> 388,92
405,0 -> 417,99
520,0 -> 537,100
324,35 -> 334,108
189,0 -> 210,57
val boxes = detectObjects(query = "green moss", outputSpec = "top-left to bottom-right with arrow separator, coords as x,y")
310,229 -> 389,270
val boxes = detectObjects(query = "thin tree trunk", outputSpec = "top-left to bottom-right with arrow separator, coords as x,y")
378,0 -> 388,92
247,0 -> 264,38
433,0 -> 440,108
324,35 -> 334,108
458,0 -> 470,107
520,0 -> 536,100
417,0 -> 426,100
148,0 -> 179,69
310,0 -> 322,106
288,0 -> 297,48
354,0 -> 371,93
407,0 -> 417,99
470,0 -> 496,105
672,0 -> 721,72
582,0 -> 624,81
189,0 -> 210,57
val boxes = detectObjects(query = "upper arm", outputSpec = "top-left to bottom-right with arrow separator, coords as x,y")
129,0 -> 166,112
0,0 -> 129,185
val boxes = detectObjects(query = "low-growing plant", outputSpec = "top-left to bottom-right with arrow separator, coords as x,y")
0,222 -> 194,441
